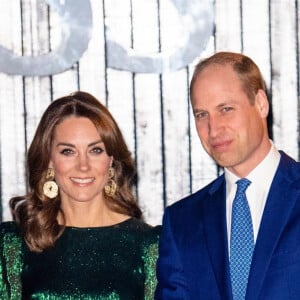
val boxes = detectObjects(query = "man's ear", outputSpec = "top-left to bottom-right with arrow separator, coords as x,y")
255,89 -> 269,118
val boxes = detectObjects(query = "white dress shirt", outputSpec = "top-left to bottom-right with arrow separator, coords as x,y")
225,143 -> 280,249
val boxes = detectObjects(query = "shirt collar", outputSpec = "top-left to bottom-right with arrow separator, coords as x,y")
224,142 -> 280,195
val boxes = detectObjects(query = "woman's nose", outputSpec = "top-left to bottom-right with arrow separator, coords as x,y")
77,154 -> 90,171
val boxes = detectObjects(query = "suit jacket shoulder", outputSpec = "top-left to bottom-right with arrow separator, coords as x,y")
277,150 -> 300,180
167,174 -> 225,216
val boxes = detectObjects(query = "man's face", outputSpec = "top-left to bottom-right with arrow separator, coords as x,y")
191,64 -> 270,177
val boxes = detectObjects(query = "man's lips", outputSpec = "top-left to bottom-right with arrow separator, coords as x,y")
211,140 -> 232,152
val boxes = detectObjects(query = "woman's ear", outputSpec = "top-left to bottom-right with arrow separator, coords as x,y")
110,157 -> 114,167
255,89 -> 269,118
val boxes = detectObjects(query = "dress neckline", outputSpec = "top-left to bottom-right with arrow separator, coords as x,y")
62,217 -> 133,230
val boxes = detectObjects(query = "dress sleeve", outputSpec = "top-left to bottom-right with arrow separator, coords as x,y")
0,227 -> 9,299
0,224 -> 23,300
143,228 -> 160,300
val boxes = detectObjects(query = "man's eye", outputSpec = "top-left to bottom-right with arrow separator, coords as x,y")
222,106 -> 233,112
195,112 -> 208,119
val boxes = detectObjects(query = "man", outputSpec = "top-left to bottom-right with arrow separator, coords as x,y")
155,52 -> 300,299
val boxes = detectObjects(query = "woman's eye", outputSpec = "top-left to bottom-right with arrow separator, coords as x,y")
60,148 -> 74,155
91,147 -> 104,154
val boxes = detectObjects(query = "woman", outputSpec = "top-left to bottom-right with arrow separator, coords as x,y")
0,91 -> 160,299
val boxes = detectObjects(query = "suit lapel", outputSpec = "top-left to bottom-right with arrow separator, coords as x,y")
202,176 -> 233,300
246,153 -> 300,299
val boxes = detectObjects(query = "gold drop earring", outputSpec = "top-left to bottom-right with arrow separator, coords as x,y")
43,168 -> 59,199
104,167 -> 117,197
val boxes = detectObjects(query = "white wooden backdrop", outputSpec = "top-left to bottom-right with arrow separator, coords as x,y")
0,0 -> 299,225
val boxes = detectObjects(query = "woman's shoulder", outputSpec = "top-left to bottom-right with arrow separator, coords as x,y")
0,221 -> 23,259
122,218 -> 161,241
0,221 -> 20,238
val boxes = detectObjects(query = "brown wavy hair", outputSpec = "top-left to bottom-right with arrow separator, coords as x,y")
190,51 -> 266,104
10,91 -> 142,252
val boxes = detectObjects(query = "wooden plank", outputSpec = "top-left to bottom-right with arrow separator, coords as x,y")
106,70 -> 135,154
22,1 -> 52,146
161,70 -> 191,206
102,0 -> 137,215
215,0 -> 242,51
131,0 -> 164,225
0,75 -> 26,221
78,0 -> 106,99
0,1 -> 25,221
23,78 -> 52,147
49,1 -> 79,97
103,0 -> 136,154
242,0 -> 271,87
188,38 -> 221,193
270,0 -> 298,159
135,74 -> 163,224
157,0 -> 192,205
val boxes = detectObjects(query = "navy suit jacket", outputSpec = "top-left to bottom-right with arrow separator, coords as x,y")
155,151 -> 300,299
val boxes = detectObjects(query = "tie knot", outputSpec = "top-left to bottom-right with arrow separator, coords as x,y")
236,178 -> 251,193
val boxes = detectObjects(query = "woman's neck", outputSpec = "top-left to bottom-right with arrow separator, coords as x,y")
58,200 -> 129,227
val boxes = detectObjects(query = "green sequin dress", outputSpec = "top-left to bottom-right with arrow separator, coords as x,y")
0,218 -> 161,300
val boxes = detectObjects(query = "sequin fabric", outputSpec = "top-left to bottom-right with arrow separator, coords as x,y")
0,218 -> 161,300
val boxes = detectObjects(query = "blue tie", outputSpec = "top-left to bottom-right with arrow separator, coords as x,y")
230,178 -> 254,300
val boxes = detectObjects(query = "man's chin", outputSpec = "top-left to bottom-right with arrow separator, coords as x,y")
212,155 -> 234,169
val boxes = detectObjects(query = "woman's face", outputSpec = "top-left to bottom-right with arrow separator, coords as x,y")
49,116 -> 113,205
